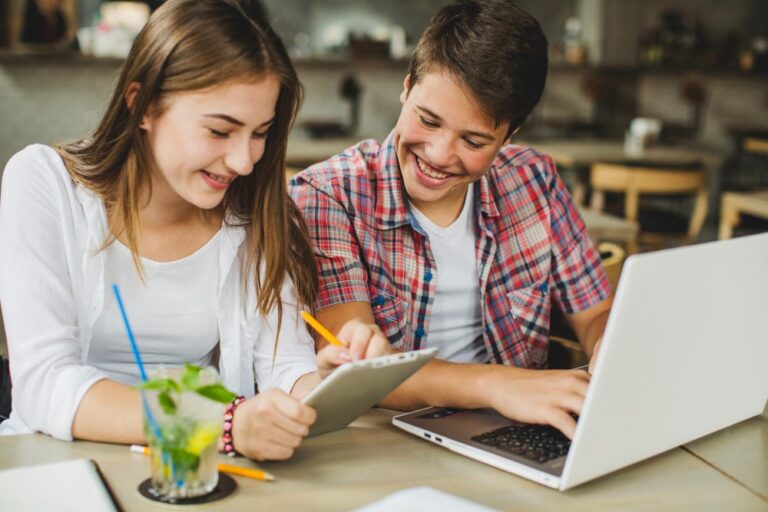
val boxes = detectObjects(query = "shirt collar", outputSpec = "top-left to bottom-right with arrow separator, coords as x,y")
373,131 -> 411,230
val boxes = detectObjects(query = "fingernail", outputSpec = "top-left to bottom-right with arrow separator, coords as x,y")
339,351 -> 353,362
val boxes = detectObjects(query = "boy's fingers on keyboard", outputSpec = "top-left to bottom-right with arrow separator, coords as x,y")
549,408 -> 578,439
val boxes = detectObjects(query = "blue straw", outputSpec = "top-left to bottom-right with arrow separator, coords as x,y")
112,284 -> 148,382
111,284 -> 162,441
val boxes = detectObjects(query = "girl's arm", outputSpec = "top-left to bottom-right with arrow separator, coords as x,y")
71,380 -> 144,443
0,147 -> 109,440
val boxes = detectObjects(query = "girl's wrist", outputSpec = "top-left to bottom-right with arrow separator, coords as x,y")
221,395 -> 246,457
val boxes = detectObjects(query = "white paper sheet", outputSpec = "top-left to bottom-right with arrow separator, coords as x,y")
354,486 -> 499,512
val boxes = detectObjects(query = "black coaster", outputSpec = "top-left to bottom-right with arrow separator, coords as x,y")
138,472 -> 237,506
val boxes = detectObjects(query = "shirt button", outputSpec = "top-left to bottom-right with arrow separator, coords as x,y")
539,282 -> 549,293
373,295 -> 384,306
424,272 -> 433,282
415,327 -> 425,338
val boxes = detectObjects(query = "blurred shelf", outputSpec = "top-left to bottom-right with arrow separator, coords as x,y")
292,55 -> 410,69
3,47 -> 767,79
0,47 -> 122,66
0,47 -> 413,70
547,62 -> 768,78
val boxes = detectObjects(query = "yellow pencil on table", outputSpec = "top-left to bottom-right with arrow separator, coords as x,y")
300,310 -> 347,347
130,445 -> 275,482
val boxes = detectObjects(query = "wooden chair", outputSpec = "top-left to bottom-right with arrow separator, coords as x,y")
589,162 -> 708,253
718,136 -> 768,239
547,242 -> 626,369
744,137 -> 768,155
596,241 -> 625,291
719,190 -> 768,240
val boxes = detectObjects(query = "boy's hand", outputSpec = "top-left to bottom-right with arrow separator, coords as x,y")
485,367 -> 591,439
588,336 -> 603,375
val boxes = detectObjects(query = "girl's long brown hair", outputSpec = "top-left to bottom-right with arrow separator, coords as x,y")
56,0 -> 316,335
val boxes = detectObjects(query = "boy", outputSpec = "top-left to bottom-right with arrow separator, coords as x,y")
290,0 -> 612,438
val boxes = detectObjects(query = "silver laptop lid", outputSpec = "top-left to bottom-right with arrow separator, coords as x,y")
562,234 -> 768,489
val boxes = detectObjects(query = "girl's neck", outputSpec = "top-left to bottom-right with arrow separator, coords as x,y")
138,176 -> 222,230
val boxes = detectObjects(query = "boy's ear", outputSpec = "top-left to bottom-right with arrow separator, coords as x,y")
506,125 -> 521,144
399,74 -> 412,104
124,81 -> 152,130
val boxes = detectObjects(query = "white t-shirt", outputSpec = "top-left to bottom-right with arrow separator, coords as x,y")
410,184 -> 488,363
89,233 -> 221,386
0,145 -> 318,440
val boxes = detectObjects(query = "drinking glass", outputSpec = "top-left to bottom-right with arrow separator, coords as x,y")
143,367 -> 225,500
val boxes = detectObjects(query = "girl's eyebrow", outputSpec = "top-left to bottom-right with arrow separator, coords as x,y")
202,113 -> 275,128
415,105 -> 495,141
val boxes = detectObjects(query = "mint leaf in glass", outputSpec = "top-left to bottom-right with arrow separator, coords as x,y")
140,378 -> 180,393
195,384 -> 237,404
158,390 -> 176,415
181,363 -> 201,390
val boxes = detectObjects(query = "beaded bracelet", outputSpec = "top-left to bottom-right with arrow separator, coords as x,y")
222,395 -> 246,457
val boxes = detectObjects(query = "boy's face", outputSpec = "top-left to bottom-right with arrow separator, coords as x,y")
394,70 -> 510,224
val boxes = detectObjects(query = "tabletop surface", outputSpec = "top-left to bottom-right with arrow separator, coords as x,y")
522,139 -> 724,169
1,406 -> 766,511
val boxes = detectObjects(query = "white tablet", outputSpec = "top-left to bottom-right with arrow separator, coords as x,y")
303,348 -> 437,436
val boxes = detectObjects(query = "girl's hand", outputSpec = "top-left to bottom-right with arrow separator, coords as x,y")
231,388 -> 316,461
316,318 -> 393,376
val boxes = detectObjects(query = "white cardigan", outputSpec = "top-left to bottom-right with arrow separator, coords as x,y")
0,145 -> 317,440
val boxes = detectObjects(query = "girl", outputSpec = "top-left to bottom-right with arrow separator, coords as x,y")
0,0 -> 384,461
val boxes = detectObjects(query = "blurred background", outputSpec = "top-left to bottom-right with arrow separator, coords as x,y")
1,0 -> 767,249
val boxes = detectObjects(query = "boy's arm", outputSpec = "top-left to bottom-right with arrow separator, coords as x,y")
316,302 -> 590,439
566,294 -> 613,357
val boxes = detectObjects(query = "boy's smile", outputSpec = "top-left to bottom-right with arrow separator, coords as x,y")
393,70 -> 509,226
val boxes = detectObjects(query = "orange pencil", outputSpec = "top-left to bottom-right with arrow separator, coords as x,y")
300,310 -> 347,347
130,445 -> 275,482
217,463 -> 274,482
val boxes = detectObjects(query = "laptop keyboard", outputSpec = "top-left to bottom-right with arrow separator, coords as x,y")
471,424 -> 571,463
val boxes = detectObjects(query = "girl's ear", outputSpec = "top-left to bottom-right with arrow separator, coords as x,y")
125,82 -> 152,130
124,81 -> 141,111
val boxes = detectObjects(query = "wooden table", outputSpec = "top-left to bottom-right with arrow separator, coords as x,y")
718,191 -> 768,239
684,403 -> 768,501
521,139 -> 724,207
1,407 -> 766,511
522,139 -> 719,169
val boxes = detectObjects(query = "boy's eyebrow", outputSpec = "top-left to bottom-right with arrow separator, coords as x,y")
416,105 -> 495,141
202,114 -> 275,128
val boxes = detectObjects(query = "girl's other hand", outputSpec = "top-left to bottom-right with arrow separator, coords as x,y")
231,388 -> 316,461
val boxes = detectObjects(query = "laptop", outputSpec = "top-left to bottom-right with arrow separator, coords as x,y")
393,234 -> 768,490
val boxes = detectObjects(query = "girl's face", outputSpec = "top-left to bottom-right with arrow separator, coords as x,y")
141,75 -> 281,212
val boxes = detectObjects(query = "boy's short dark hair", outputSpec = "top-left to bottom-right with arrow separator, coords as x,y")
408,0 -> 548,137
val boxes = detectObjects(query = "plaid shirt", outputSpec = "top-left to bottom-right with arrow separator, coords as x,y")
290,133 -> 610,368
